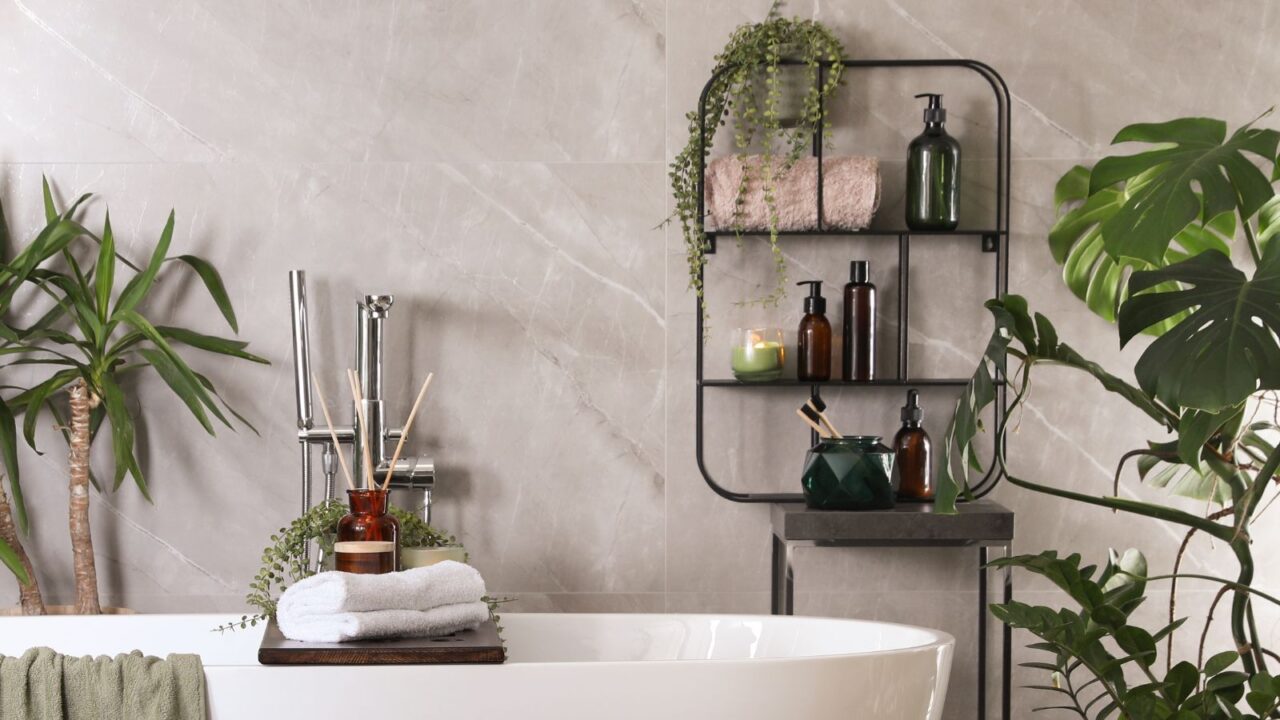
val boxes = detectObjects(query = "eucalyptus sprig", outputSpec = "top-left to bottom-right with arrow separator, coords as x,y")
668,2 -> 844,322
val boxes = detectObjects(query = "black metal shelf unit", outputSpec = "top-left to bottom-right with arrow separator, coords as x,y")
693,58 -> 1012,504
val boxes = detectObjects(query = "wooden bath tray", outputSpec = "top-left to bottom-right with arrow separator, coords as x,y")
257,619 -> 505,665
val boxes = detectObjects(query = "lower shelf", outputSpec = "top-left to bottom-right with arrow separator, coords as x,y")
771,500 -> 1014,546
701,377 -> 986,388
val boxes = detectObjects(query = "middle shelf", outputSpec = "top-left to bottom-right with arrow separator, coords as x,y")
701,377 -> 992,388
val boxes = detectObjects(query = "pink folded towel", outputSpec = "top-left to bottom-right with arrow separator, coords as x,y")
705,155 -> 881,232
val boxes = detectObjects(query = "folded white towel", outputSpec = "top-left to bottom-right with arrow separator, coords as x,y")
277,560 -> 485,617
278,602 -> 491,643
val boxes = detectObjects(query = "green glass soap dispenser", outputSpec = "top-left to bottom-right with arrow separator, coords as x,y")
906,93 -> 960,231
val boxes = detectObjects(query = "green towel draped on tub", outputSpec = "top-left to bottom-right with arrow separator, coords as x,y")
0,648 -> 206,720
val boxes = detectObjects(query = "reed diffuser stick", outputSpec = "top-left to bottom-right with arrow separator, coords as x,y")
311,372 -> 356,491
346,368 -> 377,491
381,372 -> 434,492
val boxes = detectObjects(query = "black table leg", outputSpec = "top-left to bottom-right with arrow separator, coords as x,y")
771,535 -> 793,616
1001,543 -> 1012,720
979,546 -> 988,720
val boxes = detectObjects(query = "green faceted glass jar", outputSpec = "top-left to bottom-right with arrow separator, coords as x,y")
801,436 -> 897,511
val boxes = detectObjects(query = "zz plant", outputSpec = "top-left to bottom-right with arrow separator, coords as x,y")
0,180 -> 265,614
939,116 -> 1280,717
669,2 -> 843,316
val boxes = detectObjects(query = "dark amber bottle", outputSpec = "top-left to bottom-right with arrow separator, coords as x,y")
796,280 -> 831,382
894,390 -> 934,501
841,261 -> 876,381
336,489 -> 400,574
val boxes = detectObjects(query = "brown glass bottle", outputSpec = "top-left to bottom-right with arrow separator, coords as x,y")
894,390 -> 934,501
796,280 -> 831,381
336,489 -> 400,573
842,261 -> 876,381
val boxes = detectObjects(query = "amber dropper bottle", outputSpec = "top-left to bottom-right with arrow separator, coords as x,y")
894,389 -> 934,501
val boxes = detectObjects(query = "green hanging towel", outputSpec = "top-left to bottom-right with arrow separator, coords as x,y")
0,647 -> 206,720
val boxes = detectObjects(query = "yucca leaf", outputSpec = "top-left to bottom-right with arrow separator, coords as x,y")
0,401 -> 25,534
99,375 -> 148,498
17,369 -> 77,453
0,538 -> 28,585
168,255 -> 239,333
116,312 -> 231,430
95,212 -> 115,325
41,177 -> 57,222
112,211 -> 174,319
137,348 -> 213,434
194,371 -> 259,435
157,326 -> 267,363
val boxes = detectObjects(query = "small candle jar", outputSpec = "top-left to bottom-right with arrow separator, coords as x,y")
730,328 -> 785,382
336,489 -> 399,574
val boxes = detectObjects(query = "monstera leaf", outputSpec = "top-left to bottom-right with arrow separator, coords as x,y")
1119,243 -> 1280,411
1049,164 -> 1234,331
1088,117 -> 1278,264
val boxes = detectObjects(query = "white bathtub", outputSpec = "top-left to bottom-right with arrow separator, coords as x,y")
0,613 -> 953,719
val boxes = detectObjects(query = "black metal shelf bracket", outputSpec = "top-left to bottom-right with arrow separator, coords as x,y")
694,58 -> 1013,504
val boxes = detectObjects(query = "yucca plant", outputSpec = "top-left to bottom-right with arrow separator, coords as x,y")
2,180 -> 266,614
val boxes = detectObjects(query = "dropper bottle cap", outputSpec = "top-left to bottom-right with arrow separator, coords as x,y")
850,260 -> 869,284
914,93 -> 945,124
796,280 -> 826,314
901,389 -> 923,423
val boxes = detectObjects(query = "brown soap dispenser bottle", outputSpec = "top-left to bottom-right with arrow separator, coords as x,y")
842,261 -> 876,381
796,280 -> 832,382
894,389 -> 934,501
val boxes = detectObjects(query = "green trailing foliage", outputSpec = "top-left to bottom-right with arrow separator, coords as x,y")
217,498 -> 489,633
940,115 -> 1280,717
668,2 -> 844,320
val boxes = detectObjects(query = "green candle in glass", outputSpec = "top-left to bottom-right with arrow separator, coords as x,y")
731,328 -> 785,382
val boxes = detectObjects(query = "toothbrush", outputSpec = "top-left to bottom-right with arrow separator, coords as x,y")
796,406 -> 831,437
381,372 -> 434,492
806,396 -> 842,437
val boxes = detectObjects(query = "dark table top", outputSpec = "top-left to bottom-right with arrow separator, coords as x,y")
770,499 -> 1014,546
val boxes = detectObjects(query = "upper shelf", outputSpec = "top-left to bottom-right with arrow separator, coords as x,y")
704,228 -> 1004,237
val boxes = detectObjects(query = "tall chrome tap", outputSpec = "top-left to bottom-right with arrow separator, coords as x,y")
288,271 -> 436,523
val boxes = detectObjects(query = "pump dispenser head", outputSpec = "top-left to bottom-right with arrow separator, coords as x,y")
850,260 -> 869,284
796,280 -> 826,314
914,93 -> 945,124
901,389 -> 923,423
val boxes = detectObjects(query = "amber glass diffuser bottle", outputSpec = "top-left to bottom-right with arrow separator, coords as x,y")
796,280 -> 832,382
893,389 -> 934,501
336,488 -> 400,573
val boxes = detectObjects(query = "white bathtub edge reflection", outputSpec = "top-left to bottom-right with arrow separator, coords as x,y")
0,612 -> 953,720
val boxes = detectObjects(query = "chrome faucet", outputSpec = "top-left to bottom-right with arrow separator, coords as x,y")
288,271 -> 436,527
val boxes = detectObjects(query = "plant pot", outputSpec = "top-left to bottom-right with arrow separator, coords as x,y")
0,605 -> 135,616
801,435 -> 897,510
401,546 -> 467,570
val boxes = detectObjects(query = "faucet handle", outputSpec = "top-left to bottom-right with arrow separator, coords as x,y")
362,294 -> 394,318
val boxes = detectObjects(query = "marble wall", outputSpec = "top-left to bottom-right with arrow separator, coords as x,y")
3,1 -> 1279,717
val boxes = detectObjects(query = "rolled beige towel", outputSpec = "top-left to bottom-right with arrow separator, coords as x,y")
705,155 -> 881,232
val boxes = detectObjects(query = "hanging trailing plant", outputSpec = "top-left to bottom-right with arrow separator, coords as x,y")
668,3 -> 844,319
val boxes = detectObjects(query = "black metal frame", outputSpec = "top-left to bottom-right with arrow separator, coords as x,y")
771,535 -> 1013,720
693,58 -> 1013,503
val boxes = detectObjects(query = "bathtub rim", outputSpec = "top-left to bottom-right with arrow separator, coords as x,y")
0,611 -> 956,668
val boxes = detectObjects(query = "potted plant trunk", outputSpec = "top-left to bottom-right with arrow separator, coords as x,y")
0,179 -> 266,614
939,116 -> 1280,716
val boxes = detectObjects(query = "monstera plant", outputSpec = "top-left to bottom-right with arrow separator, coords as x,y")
0,180 -> 265,614
940,116 -> 1280,717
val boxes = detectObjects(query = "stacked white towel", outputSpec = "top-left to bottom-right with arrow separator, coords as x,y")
277,560 -> 489,643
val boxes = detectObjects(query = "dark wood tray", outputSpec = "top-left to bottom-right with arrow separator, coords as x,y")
258,619 -> 506,665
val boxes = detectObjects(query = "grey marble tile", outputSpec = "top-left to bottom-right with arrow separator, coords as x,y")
4,0 -> 666,162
